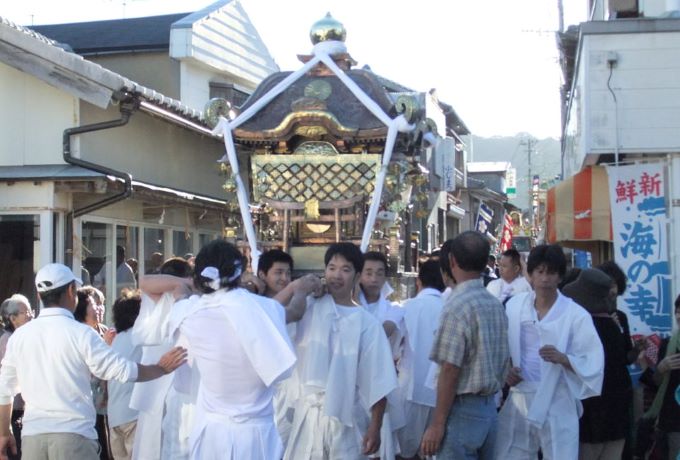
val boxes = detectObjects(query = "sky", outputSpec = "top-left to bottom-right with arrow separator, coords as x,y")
2,0 -> 588,139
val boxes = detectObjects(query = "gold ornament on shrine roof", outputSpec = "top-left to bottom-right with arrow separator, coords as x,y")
310,13 -> 346,44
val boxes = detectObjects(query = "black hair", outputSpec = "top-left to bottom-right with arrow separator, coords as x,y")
363,251 -> 388,271
112,290 -> 141,333
450,231 -> 490,273
160,257 -> 193,278
675,294 -> 680,311
39,281 -> 75,308
439,239 -> 454,279
258,249 -> 294,275
74,289 -> 91,323
324,243 -> 364,273
488,255 -> 496,263
501,248 -> 521,267
193,240 -> 245,294
596,261 -> 627,296
558,267 -> 581,291
418,259 -> 445,291
527,244 -> 567,278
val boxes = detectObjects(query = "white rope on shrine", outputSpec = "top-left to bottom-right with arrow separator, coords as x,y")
318,54 -> 414,251
212,41 -> 415,270
212,56 -> 323,272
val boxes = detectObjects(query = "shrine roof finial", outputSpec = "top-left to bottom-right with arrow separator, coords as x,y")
310,12 -> 346,45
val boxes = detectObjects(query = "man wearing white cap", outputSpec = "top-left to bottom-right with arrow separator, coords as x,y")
0,263 -> 187,460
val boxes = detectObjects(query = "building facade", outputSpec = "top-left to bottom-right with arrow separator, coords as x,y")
0,0 -> 276,310
556,0 -> 680,333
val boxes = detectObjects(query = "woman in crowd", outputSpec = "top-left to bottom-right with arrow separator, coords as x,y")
0,294 -> 33,460
75,289 -> 114,460
563,269 -> 633,460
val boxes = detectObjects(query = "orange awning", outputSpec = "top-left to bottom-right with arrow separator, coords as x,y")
546,166 -> 613,244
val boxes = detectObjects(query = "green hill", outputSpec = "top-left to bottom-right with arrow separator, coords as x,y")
469,134 -> 561,210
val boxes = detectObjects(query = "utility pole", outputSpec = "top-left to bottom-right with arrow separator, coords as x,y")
557,0 -> 565,32
520,137 -> 536,232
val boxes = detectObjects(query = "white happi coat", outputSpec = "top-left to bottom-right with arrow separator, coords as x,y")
180,288 -> 296,460
129,292 -> 176,460
396,288 -> 443,457
496,291 -> 604,460
486,275 -> 532,303
285,294 -> 399,460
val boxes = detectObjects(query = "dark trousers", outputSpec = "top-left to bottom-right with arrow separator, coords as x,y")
95,414 -> 113,460
9,409 -> 22,460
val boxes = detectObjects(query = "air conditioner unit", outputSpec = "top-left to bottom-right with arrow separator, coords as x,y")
608,0 -> 638,16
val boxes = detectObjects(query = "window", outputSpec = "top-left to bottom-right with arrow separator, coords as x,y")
209,82 -> 250,108
81,221 -> 113,297
117,225 -> 139,283
144,228 -> 165,274
173,230 -> 193,259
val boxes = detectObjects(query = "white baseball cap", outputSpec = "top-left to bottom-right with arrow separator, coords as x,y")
35,263 -> 83,293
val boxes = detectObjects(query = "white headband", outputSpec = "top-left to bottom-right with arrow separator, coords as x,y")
200,262 -> 242,291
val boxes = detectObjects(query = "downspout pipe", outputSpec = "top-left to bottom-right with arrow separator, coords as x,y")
62,99 -> 137,267
63,101 -> 137,218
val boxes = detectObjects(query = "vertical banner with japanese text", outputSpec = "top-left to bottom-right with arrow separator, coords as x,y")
607,163 -> 672,335
475,202 -> 494,239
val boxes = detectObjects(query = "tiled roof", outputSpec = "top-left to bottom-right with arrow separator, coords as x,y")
0,15 -> 205,123
30,13 -> 189,55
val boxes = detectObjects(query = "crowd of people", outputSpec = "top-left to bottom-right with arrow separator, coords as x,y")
0,231 -> 677,460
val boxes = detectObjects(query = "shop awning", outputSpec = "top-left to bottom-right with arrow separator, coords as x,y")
546,165 -> 612,244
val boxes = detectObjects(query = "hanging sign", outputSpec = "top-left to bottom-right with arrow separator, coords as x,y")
607,163 -> 672,335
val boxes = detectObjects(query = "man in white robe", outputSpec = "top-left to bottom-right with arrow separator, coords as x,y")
180,285 -> 296,460
130,258 -> 193,460
395,259 -> 444,459
256,249 -> 323,451
284,243 -> 398,460
358,251 -> 405,358
495,244 -> 604,460
486,248 -> 532,304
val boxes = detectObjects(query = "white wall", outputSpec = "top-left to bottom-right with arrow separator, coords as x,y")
170,0 -> 278,105
0,62 -> 78,167
563,27 -> 680,176
563,54 -> 588,178
0,182 -> 56,209
179,61 -> 255,111
586,32 -> 680,154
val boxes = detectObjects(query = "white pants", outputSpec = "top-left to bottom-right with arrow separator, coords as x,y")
495,386 -> 579,460
191,412 -> 282,460
285,393 -> 363,460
